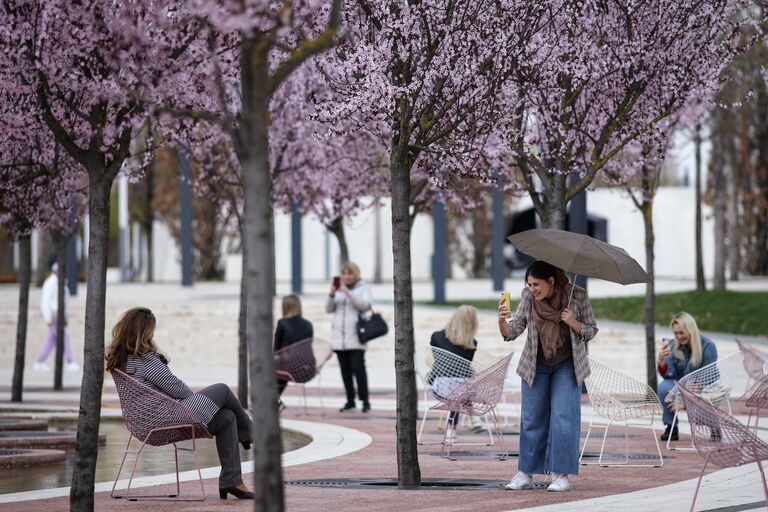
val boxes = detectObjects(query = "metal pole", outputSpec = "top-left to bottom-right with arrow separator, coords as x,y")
291,202 -> 303,294
433,201 -> 446,303
66,234 -> 77,296
491,175 -> 505,292
177,148 -> 194,287
568,173 -> 588,289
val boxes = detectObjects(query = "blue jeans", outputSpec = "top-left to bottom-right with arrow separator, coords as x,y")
657,378 -> 678,426
519,359 -> 581,475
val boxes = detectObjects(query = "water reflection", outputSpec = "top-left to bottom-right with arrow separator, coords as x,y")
0,421 -> 309,495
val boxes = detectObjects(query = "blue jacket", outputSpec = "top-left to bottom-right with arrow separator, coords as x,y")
660,335 -> 718,380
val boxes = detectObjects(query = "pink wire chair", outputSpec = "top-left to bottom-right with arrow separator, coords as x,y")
677,381 -> 768,512
430,353 -> 514,461
274,337 -> 333,414
736,338 -> 768,400
745,375 -> 768,433
110,368 -> 212,501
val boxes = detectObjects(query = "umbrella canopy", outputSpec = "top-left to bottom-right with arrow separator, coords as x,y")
507,229 -> 649,285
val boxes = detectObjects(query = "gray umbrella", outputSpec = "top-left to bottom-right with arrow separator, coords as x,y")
507,228 -> 649,285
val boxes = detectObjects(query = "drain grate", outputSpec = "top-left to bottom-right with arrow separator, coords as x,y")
0,449 -> 33,456
421,451 -> 670,460
286,478 -> 507,490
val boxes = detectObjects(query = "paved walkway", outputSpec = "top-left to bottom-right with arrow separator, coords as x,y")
0,277 -> 767,511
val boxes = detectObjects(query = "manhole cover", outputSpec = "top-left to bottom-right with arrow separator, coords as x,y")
580,452 -> 671,461
0,431 -> 75,438
286,478 -> 506,490
0,449 -> 33,456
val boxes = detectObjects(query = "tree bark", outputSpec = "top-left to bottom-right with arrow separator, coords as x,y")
391,142 -> 421,488
712,149 -> 727,289
327,217 -> 349,263
70,172 -> 112,511
241,38 -> 284,511
641,199 -> 658,391
12,235 -> 31,402
536,173 -> 568,229
238,238 -> 248,407
54,238 -> 67,390
694,126 -> 706,292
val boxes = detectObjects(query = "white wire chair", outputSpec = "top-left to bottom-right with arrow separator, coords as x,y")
665,351 -> 744,451
735,338 -> 768,400
579,357 -> 664,467
274,337 -> 333,414
414,346 -> 499,446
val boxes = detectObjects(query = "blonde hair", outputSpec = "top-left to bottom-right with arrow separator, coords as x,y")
282,294 -> 302,318
444,305 -> 478,350
341,261 -> 361,284
670,311 -> 703,368
105,307 -> 166,372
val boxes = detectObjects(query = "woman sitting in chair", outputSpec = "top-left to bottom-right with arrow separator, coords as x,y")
657,311 -> 718,442
106,307 -> 254,500
429,305 -> 482,443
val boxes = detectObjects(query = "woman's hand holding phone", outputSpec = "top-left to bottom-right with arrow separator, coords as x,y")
657,338 -> 670,364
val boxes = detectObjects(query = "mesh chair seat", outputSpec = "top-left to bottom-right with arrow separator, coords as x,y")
744,375 -> 768,432
430,353 -> 514,460
110,368 -> 212,501
678,382 -> 768,511
665,351 -> 744,451
274,337 -> 333,414
735,338 -> 768,400
414,346 -> 499,445
580,357 -> 664,467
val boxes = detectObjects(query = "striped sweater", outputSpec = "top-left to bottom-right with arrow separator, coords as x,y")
124,352 -> 219,425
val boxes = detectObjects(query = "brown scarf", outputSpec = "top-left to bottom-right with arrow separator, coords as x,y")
531,284 -> 568,359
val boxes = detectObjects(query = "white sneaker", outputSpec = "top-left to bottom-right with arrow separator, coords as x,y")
66,362 -> 81,372
444,428 -> 456,446
547,473 -> 570,492
504,471 -> 533,490
33,362 -> 50,372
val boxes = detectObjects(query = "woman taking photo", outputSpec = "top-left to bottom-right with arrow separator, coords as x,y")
106,307 -> 254,500
656,311 -> 718,441
498,260 -> 598,492
326,261 -> 373,412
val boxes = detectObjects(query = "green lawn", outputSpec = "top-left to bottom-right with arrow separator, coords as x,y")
425,290 -> 768,337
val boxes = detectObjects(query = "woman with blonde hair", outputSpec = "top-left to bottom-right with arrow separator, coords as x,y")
326,261 -> 373,412
106,307 -> 254,500
656,311 -> 718,442
429,305 -> 481,440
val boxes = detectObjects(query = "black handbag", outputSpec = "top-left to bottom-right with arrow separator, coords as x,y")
357,309 -> 388,343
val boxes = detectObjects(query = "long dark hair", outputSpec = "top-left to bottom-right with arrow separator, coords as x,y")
525,260 -> 569,289
105,307 -> 167,371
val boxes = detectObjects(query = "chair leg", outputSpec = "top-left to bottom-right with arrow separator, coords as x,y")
111,434 -> 134,499
489,409 -> 507,460
485,413 -> 495,446
417,390 -> 434,444
690,452 -> 711,512
301,383 -> 309,415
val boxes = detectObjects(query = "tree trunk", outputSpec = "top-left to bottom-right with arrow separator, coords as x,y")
712,154 -> 726,289
694,126 -> 706,292
145,169 -> 155,282
12,235 -> 31,402
238,239 -> 248,407
328,217 -> 349,263
70,173 -> 111,511
391,144 -> 421,488
241,38 -> 284,511
54,239 -> 67,390
536,173 -> 568,229
642,201 -> 658,390
726,162 -> 739,281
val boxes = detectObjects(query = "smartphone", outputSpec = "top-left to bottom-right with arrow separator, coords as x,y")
332,276 -> 341,289
501,291 -> 511,311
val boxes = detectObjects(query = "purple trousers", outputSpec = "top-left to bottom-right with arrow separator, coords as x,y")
37,322 -> 74,364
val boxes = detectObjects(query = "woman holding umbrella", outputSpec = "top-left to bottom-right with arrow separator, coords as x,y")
498,260 -> 598,492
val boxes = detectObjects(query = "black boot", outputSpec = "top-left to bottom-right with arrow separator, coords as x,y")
660,424 -> 678,441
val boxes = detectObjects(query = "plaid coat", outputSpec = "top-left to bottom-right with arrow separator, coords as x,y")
503,284 -> 598,387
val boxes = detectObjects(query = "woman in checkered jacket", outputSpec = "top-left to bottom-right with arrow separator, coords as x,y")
497,260 -> 598,493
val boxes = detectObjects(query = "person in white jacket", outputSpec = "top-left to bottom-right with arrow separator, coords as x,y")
35,263 -> 79,372
325,261 -> 372,412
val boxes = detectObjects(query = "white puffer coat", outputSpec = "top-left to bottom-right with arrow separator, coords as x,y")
325,280 -> 372,351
